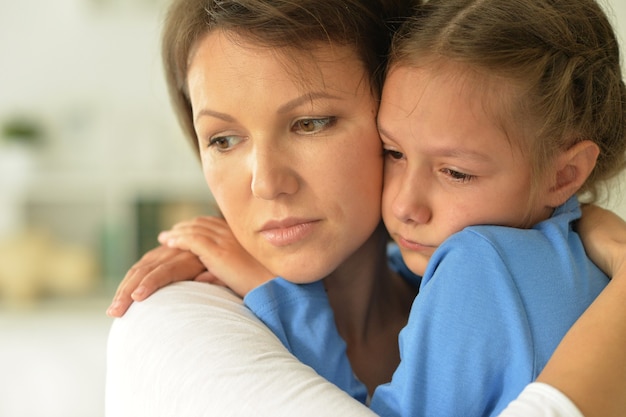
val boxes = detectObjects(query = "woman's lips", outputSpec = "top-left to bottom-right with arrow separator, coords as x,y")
259,219 -> 319,247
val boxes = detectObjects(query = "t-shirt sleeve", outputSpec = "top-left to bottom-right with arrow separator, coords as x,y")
244,278 -> 367,402
370,232 -> 535,417
496,383 -> 584,417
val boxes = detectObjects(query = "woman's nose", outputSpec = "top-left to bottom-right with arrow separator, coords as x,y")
250,149 -> 299,200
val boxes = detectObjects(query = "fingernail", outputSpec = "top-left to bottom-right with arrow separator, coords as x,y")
106,301 -> 120,316
132,286 -> 146,299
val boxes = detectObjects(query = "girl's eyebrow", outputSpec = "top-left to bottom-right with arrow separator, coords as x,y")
277,92 -> 341,114
427,146 -> 493,162
377,124 -> 395,141
378,124 -> 492,162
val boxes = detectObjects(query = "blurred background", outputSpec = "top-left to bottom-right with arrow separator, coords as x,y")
0,0 -> 214,416
0,0 -> 626,416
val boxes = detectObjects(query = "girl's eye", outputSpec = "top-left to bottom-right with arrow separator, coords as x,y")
208,135 -> 243,151
441,168 -> 476,183
292,117 -> 335,134
383,148 -> 404,160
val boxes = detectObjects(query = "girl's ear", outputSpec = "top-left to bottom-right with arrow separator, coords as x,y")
545,140 -> 599,207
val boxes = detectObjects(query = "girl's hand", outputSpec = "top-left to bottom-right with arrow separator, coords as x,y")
578,204 -> 626,278
158,216 -> 274,298
106,245 -> 207,317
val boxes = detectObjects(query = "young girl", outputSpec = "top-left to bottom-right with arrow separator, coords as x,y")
106,0 -> 626,416
368,0 -> 626,415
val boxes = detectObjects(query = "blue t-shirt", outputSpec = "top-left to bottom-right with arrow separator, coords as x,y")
244,244 -> 420,404
244,196 -> 607,417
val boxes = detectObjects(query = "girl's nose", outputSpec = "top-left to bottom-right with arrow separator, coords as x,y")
390,175 -> 432,225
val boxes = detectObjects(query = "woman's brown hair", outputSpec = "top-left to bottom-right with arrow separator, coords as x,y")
162,0 -> 415,155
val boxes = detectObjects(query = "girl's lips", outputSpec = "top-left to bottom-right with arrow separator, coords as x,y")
397,236 -> 434,252
259,220 -> 319,247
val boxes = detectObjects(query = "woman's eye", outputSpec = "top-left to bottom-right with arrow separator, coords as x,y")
208,135 -> 243,151
383,148 -> 404,160
292,117 -> 335,134
441,168 -> 475,183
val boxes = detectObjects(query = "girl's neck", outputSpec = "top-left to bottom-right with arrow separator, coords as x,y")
323,222 -> 417,393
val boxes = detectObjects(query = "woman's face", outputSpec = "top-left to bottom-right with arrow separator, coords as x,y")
186,30 -> 383,282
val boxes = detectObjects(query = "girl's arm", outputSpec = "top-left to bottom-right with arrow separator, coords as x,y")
537,204 -> 626,417
107,216 -> 274,317
155,216 -> 274,296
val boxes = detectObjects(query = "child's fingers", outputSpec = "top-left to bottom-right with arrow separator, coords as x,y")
106,295 -> 134,318
107,262 -> 152,317
194,271 -> 229,289
155,217 -> 273,297
158,229 -> 230,265
107,271 -> 139,317
106,246 -> 205,317
160,217 -> 230,243
131,251 -> 206,301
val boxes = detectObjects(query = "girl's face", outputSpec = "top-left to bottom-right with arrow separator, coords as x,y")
379,64 -> 554,276
186,30 -> 383,283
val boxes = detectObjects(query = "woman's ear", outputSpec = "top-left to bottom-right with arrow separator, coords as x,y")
545,140 -> 600,207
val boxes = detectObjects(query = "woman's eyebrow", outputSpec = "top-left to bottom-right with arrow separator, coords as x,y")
195,108 -> 235,124
277,92 -> 341,114
194,92 -> 341,123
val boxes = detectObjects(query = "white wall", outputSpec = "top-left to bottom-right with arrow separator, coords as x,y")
0,0 -> 203,176
600,0 -> 626,218
606,0 -> 626,40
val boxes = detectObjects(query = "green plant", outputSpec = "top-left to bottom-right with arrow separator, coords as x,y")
1,116 -> 45,146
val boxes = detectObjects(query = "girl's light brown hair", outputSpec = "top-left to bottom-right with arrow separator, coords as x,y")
391,0 -> 626,201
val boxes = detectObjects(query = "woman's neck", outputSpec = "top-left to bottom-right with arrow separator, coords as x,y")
323,223 -> 417,394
